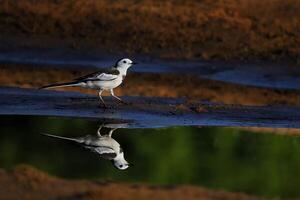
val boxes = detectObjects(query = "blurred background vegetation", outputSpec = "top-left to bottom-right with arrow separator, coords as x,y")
1,0 -> 300,62
0,115 -> 299,198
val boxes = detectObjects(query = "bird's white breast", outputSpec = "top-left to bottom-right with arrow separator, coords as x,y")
84,136 -> 120,151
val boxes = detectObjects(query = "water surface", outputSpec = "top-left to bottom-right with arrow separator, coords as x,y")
1,47 -> 300,89
0,115 -> 299,198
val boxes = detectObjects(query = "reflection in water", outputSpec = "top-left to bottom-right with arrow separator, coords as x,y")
43,123 -> 131,170
0,115 -> 300,198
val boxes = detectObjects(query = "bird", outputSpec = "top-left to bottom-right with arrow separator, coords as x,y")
42,123 -> 131,170
40,58 -> 137,107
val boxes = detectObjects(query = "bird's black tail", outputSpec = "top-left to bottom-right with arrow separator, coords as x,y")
41,133 -> 82,143
39,81 -> 81,90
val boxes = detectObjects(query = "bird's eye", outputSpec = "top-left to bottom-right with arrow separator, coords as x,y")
123,60 -> 126,63
119,165 -> 123,168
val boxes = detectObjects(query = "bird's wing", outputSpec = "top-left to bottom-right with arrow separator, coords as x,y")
96,73 -> 119,81
93,146 -> 117,160
75,68 -> 119,82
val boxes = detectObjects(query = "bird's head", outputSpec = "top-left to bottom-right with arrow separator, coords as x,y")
115,58 -> 137,70
112,152 -> 132,170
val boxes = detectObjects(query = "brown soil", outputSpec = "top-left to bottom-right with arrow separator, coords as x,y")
242,127 -> 300,136
1,64 -> 300,106
1,0 -> 300,62
0,165 -> 264,200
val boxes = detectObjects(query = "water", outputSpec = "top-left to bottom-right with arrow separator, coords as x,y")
0,115 -> 299,198
1,48 -> 300,89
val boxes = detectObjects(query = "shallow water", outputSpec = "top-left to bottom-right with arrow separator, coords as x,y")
2,87 -> 300,129
1,48 -> 300,89
0,115 -> 300,198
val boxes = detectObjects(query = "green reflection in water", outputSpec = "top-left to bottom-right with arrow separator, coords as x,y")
0,115 -> 299,198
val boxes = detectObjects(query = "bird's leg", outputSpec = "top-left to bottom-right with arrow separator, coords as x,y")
97,123 -> 104,137
110,89 -> 126,104
98,90 -> 107,107
108,128 -> 117,137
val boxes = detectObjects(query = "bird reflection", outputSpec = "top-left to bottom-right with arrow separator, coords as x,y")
42,123 -> 131,170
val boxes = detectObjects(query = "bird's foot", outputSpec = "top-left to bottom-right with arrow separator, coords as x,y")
98,103 -> 109,109
118,100 -> 131,105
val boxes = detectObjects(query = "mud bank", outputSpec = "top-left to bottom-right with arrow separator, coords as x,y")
242,127 -> 300,136
1,0 -> 300,62
1,65 -> 300,106
1,48 -> 300,90
1,86 -> 300,129
0,165 -> 263,200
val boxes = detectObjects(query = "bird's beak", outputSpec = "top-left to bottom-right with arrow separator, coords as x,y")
131,62 -> 138,65
128,163 -> 134,167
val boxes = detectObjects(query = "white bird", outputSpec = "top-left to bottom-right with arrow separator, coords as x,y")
42,124 -> 131,170
40,58 -> 137,107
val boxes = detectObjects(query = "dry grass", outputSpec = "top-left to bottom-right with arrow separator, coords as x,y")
1,0 -> 300,62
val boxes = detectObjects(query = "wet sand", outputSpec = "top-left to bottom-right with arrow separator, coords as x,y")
1,64 -> 300,107
1,63 -> 300,130
1,86 -> 300,129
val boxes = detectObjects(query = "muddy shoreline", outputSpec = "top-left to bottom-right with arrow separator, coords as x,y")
1,0 -> 300,63
1,64 -> 300,107
1,86 -> 300,129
